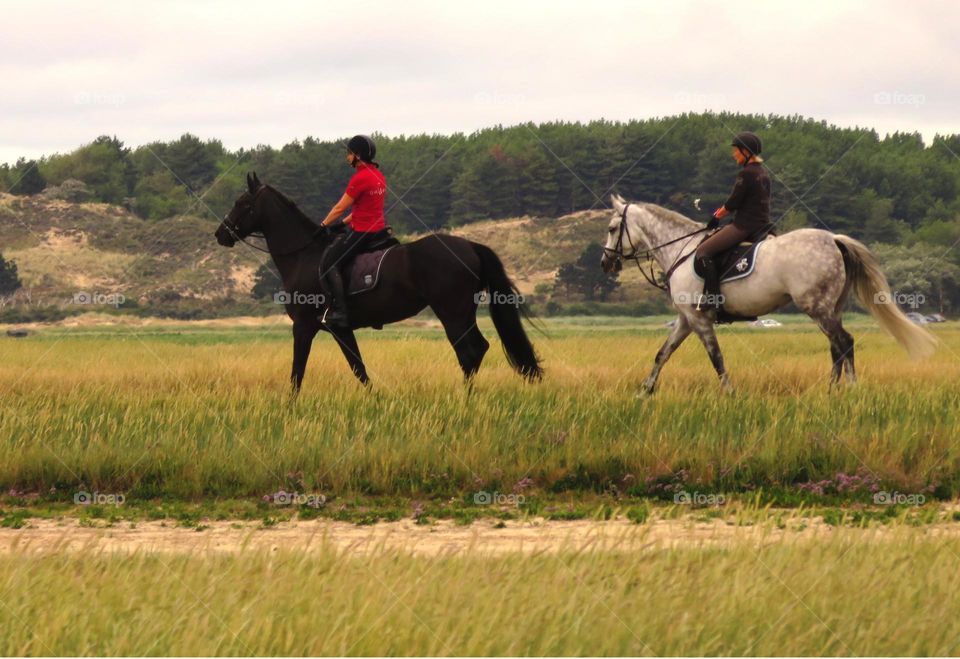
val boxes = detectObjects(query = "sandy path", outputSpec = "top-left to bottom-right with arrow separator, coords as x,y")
1,516 -> 954,556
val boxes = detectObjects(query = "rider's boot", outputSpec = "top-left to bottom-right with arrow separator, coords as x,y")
322,269 -> 350,330
694,255 -> 723,312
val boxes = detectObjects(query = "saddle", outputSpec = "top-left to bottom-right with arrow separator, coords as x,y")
714,239 -> 763,283
336,228 -> 400,296
344,245 -> 398,295
693,235 -> 771,324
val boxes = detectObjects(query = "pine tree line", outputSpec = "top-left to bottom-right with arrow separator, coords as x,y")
3,113 -> 960,250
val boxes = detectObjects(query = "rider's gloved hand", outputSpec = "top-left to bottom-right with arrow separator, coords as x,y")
707,205 -> 728,230
314,224 -> 330,240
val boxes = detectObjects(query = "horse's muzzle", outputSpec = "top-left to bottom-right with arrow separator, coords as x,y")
600,254 -> 622,274
214,226 -> 237,247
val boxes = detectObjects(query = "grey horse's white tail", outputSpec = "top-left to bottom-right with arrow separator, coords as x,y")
834,234 -> 937,359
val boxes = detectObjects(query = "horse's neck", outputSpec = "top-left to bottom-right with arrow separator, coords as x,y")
256,195 -> 326,290
259,193 -> 319,259
630,207 -> 697,270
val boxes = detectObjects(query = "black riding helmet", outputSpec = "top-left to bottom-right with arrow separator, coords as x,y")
731,131 -> 762,162
346,134 -> 377,164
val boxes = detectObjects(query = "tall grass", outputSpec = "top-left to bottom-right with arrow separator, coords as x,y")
1,321 -> 958,500
1,527 -> 959,655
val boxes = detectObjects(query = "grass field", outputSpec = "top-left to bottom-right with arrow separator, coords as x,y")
1,314 -> 959,656
1,315 -> 958,507
2,525 -> 960,655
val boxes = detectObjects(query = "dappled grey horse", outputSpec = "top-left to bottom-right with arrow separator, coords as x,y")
600,194 -> 937,394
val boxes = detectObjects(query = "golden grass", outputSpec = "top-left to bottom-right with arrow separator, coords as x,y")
1,525 -> 958,655
0,319 -> 957,499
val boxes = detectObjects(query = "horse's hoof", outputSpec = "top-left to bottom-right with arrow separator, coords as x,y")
637,382 -> 656,398
719,374 -> 734,395
829,378 -> 857,393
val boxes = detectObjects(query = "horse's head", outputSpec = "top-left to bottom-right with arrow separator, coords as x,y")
215,172 -> 265,247
600,193 -> 629,273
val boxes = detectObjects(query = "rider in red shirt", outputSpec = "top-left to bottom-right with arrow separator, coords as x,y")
344,160 -> 386,232
318,134 -> 389,329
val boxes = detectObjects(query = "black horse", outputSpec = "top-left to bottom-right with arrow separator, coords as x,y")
214,173 -> 542,390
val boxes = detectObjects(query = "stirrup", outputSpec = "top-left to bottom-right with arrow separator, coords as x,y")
695,292 -> 721,313
321,306 -> 349,329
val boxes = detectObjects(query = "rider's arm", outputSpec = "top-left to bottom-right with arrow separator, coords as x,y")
342,213 -> 353,224
321,193 -> 354,227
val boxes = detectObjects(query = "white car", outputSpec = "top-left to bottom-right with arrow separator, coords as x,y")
749,318 -> 783,328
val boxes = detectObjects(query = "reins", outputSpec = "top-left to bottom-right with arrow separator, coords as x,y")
223,185 -> 323,257
603,203 -> 709,292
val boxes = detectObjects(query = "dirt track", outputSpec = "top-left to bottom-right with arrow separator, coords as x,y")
1,516 -> 956,556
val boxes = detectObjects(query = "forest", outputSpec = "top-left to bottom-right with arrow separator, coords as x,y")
3,112 -> 959,313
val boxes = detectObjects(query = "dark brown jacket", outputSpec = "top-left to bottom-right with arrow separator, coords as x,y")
723,162 -> 772,234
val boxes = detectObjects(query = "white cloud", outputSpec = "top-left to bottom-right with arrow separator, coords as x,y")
0,0 -> 957,164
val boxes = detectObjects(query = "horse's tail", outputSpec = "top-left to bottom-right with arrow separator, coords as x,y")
834,234 -> 937,359
472,242 -> 543,381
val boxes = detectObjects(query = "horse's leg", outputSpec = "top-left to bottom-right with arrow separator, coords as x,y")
640,314 -> 691,395
828,339 -> 844,387
291,319 -> 320,392
689,313 -> 733,393
842,323 -> 856,383
329,328 -> 370,386
434,305 -> 490,382
813,313 -> 855,389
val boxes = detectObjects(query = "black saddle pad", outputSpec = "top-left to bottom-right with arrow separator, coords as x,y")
343,245 -> 398,295
714,239 -> 765,283
320,229 -> 400,296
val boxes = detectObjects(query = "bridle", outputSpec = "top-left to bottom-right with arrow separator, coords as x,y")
603,203 -> 710,292
221,184 -> 320,257
221,184 -> 270,252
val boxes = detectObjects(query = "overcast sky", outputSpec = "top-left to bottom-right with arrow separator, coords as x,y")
1,0 -> 956,165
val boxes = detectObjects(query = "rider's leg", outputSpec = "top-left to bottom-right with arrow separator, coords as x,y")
693,224 -> 750,311
320,231 -> 368,328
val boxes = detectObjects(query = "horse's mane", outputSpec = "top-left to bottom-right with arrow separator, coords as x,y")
263,184 -> 321,233
611,193 -> 704,232
639,202 -> 704,232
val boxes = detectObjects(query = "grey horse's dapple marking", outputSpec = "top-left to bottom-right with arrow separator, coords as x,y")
600,194 -> 937,394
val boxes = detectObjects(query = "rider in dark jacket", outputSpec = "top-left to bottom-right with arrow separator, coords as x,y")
694,131 -> 773,311
317,134 -> 388,330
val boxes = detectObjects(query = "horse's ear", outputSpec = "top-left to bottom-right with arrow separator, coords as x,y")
246,173 -> 256,194
610,193 -> 625,214
252,172 -> 262,189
